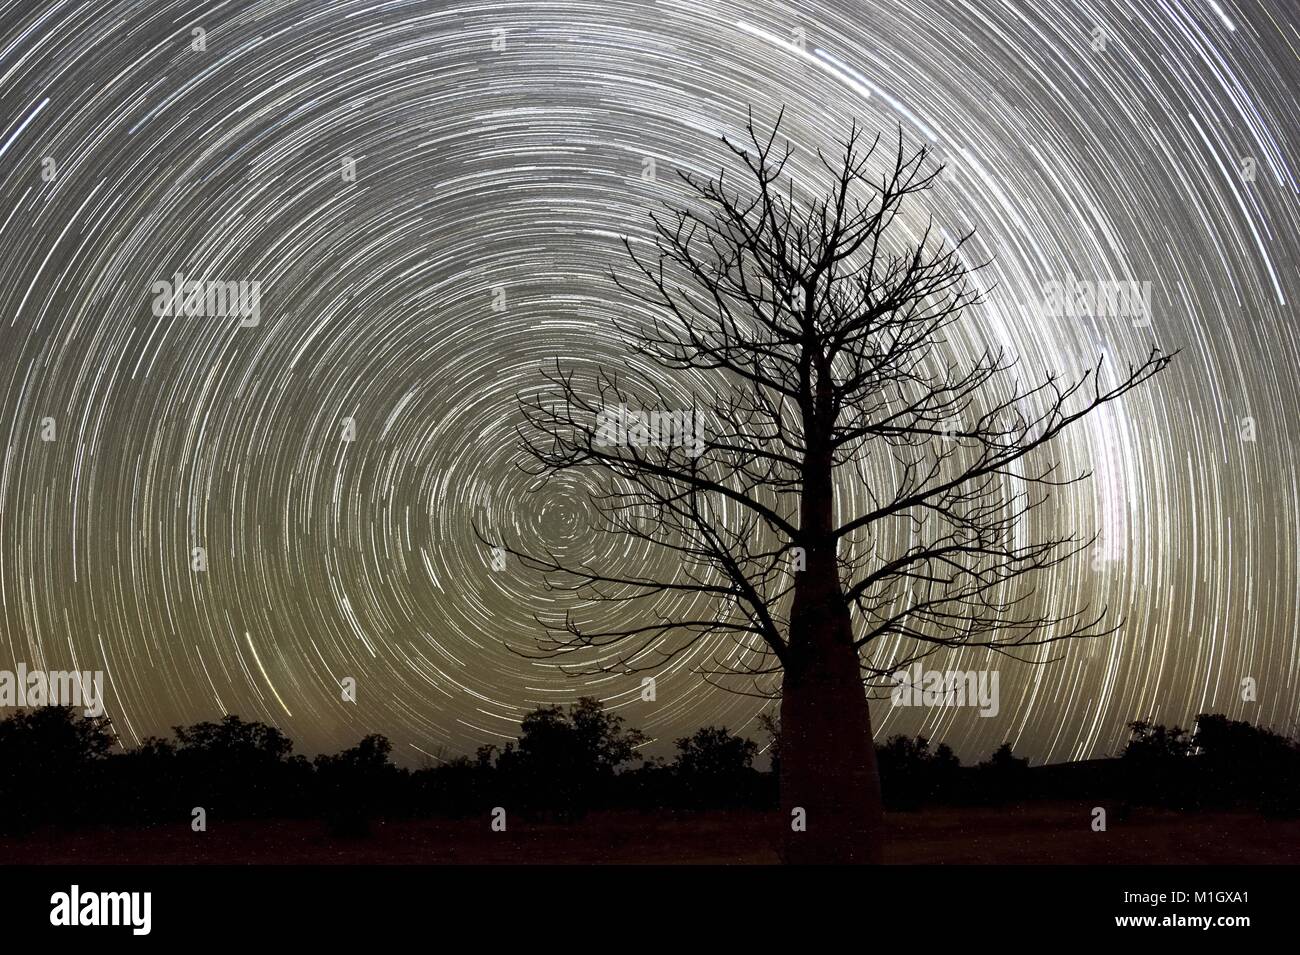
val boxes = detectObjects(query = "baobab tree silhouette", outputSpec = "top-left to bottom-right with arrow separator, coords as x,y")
505,110 -> 1171,864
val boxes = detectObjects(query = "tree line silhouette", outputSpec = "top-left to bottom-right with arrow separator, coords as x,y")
0,700 -> 1295,836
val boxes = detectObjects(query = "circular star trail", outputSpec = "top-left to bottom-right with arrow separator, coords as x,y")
0,0 -> 1296,765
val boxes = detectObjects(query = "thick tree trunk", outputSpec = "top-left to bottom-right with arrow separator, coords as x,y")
778,358 -> 884,862
779,553 -> 884,864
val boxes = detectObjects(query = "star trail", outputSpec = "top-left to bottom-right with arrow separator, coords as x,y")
0,0 -> 1295,767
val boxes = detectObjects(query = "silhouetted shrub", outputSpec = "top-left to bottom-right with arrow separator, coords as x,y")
877,735 -> 962,809
493,698 -> 646,819
0,707 -> 114,832
315,734 -> 403,836
0,705 -> 1294,830
669,726 -> 762,809
969,743 -> 1030,805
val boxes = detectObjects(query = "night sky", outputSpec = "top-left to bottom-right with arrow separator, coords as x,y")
0,0 -> 1295,767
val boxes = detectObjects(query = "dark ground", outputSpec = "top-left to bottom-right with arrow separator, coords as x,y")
2,802 -> 1296,864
